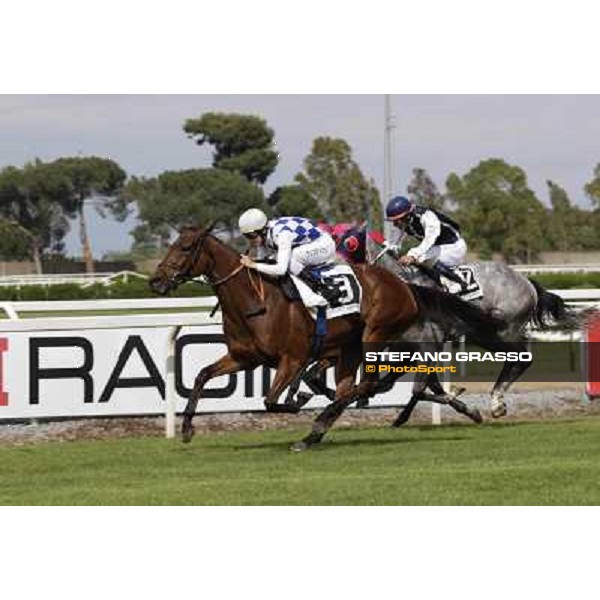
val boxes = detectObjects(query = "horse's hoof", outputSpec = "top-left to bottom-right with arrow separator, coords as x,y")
470,409 -> 484,424
451,385 -> 467,398
491,404 -> 507,419
391,419 -> 405,428
290,441 -> 309,452
181,427 -> 194,443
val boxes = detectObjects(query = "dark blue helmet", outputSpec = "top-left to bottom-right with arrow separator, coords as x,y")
385,196 -> 414,221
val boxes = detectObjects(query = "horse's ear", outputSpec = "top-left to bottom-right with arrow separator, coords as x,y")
204,220 -> 217,235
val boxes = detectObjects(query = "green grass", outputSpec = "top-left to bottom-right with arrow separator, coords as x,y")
1,418 -> 598,505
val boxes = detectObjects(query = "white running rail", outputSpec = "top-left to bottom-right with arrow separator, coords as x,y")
0,289 -> 597,436
512,264 -> 600,274
1,289 -> 597,321
0,270 -> 148,287
0,296 -> 216,319
0,298 -> 221,438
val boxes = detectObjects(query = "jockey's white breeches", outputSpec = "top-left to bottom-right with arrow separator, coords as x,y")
419,238 -> 467,267
289,235 -> 336,275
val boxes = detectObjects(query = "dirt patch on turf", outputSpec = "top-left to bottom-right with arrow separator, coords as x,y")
1,387 -> 599,446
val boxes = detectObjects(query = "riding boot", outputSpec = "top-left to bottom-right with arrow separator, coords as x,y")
417,264 -> 443,288
297,267 -> 341,304
433,261 -> 468,290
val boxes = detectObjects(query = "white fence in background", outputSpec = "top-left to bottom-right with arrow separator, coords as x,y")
0,296 -> 216,320
0,270 -> 148,287
0,295 -> 411,434
550,289 -> 600,311
512,264 -> 600,274
0,289 -> 598,436
1,264 -> 600,288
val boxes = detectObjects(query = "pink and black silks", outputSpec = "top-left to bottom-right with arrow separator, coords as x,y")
318,222 -> 385,264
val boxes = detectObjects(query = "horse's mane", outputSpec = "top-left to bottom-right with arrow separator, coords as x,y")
182,225 -> 241,258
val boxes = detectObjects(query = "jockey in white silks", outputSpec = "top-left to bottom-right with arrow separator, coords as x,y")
385,196 -> 468,290
238,208 -> 341,304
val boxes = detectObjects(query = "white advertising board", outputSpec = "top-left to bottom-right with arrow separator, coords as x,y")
0,325 -> 411,420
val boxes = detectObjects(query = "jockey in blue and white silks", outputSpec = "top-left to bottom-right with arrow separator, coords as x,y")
238,208 -> 340,303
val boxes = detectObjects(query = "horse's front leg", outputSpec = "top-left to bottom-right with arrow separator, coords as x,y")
182,354 -> 250,443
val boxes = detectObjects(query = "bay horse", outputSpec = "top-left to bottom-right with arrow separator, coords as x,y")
288,227 -> 567,425
149,225 -> 506,450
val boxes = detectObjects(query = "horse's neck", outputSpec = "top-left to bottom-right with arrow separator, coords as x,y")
204,236 -> 240,281
204,236 -> 281,319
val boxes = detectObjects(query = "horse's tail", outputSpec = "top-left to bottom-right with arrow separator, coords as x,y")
409,284 -> 505,345
528,278 -> 568,328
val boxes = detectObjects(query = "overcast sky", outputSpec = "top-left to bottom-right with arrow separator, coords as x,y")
0,94 -> 598,257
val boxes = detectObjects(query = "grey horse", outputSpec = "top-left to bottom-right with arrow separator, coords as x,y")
289,252 -> 567,423
380,255 -> 566,420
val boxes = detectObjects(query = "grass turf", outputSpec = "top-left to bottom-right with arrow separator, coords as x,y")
1,417 -> 598,505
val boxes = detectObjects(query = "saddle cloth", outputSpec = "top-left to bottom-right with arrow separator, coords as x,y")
440,265 -> 483,301
290,263 -> 362,319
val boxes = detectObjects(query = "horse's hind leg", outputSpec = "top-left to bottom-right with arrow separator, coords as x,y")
263,356 -> 307,414
425,372 -> 481,424
182,354 -> 249,443
391,393 -> 420,428
291,345 -> 361,451
304,359 -> 336,402
391,370 -> 428,428
284,359 -> 335,408
486,341 -> 533,418
447,396 -> 483,423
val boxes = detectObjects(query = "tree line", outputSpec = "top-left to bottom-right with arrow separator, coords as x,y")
1,111 -> 600,271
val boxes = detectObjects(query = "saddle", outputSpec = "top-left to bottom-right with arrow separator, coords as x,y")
281,274 -> 302,302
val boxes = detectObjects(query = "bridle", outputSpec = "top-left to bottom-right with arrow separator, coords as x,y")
166,228 -> 245,289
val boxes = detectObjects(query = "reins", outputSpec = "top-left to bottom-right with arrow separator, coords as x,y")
246,268 -> 265,302
181,233 -> 265,303
211,263 -> 244,287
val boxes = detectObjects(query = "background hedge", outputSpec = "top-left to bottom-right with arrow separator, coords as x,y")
0,279 -> 214,301
530,272 -> 600,289
0,271 -> 598,302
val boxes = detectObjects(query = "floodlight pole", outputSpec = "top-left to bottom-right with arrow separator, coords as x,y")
383,95 -> 396,240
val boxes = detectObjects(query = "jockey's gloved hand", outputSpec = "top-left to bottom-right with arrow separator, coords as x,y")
383,240 -> 400,256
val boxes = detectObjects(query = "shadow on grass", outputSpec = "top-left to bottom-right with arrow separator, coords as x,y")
229,433 -> 470,452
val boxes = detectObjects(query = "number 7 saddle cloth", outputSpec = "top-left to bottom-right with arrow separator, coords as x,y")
439,264 -> 483,301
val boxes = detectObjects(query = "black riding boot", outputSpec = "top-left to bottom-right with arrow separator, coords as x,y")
433,261 -> 467,290
297,267 -> 341,304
